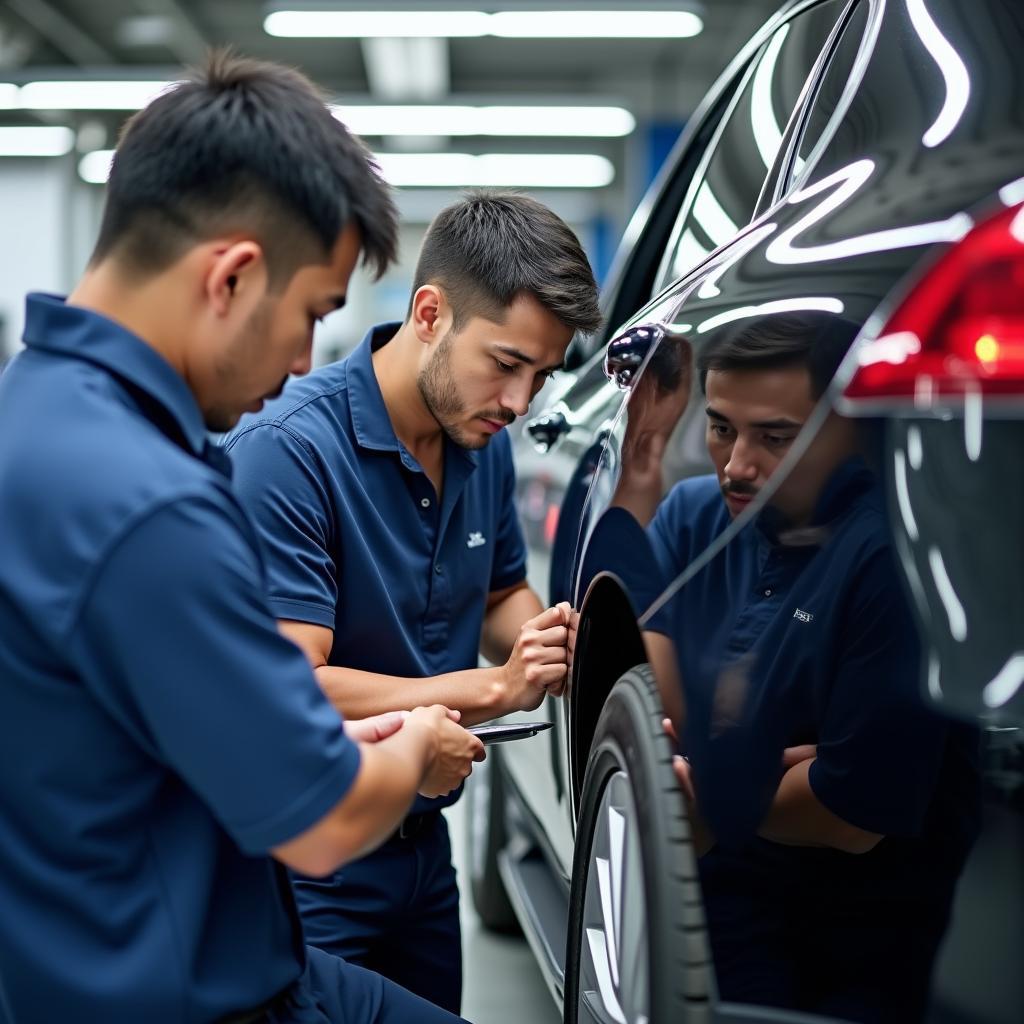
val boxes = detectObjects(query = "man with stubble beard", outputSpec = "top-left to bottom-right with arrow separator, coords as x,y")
226,190 -> 602,1013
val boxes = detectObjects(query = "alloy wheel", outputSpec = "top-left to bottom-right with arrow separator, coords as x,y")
576,769 -> 649,1024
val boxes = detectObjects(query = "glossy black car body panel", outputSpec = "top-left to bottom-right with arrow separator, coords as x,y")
500,2 -> 1024,1020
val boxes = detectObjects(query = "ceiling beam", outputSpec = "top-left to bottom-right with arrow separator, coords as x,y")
361,35 -> 450,150
361,37 -> 450,101
4,0 -> 113,66
132,0 -> 209,66
0,16 -> 32,69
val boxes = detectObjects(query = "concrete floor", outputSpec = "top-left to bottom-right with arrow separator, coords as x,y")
446,800 -> 562,1024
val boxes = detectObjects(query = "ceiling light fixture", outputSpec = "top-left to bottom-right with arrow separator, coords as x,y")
18,81 -> 174,110
5,83 -> 633,139
489,10 -> 703,38
0,126 -> 75,157
78,149 -> 615,188
373,152 -> 614,188
265,9 -> 703,39
333,104 -> 635,137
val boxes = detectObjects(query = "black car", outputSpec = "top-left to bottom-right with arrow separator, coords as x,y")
463,1 -> 1024,1022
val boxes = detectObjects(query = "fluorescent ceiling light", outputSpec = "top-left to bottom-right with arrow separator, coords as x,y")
3,84 -> 634,139
0,126 -> 74,157
18,81 -> 174,110
78,148 -> 615,188
265,9 -> 702,39
79,149 -> 115,184
374,152 -> 614,187
266,11 -> 490,37
489,10 -> 702,38
333,104 -> 634,137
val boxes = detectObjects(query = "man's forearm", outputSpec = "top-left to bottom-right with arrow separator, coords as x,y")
757,759 -> 882,854
273,719 -> 434,875
316,663 -> 509,726
480,585 -> 543,665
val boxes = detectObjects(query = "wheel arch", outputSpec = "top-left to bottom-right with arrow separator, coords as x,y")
568,571 -> 647,819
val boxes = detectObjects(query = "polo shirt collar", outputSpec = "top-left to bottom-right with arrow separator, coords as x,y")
347,322 -> 404,453
346,321 -> 479,473
22,292 -> 208,456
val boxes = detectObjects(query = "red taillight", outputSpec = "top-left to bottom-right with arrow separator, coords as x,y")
842,201 -> 1024,405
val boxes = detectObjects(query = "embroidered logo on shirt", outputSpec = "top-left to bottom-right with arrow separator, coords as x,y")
793,608 -> 814,623
467,531 -> 487,549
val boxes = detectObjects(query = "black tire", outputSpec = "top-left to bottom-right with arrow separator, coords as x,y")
564,665 -> 710,1024
464,745 -> 521,934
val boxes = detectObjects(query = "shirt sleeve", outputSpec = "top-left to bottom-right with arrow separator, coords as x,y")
68,496 -> 361,855
489,431 -> 527,592
227,423 -> 338,629
808,545 -> 947,838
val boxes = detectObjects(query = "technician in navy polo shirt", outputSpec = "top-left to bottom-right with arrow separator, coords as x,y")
226,191 -> 602,1012
0,54 -> 484,1024
630,315 -> 979,1021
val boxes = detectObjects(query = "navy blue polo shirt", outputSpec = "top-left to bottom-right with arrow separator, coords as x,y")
225,323 -> 527,809
646,460 -> 978,869
646,463 -> 980,1012
0,294 -> 361,1023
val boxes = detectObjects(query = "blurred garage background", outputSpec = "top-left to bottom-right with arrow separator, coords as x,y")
0,2 -> 780,1018
0,0 -> 783,367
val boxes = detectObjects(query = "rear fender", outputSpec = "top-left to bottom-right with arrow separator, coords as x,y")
568,572 -> 646,825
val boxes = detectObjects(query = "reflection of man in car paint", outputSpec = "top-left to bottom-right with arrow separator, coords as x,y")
224,191 -> 601,1014
631,314 -> 978,1022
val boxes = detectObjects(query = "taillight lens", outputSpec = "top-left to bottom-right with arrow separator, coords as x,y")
842,202 -> 1024,405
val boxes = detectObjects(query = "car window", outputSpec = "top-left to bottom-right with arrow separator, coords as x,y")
652,0 -> 851,296
791,0 -> 871,181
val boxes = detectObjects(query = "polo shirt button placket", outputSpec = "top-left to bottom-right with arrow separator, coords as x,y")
420,497 -> 431,509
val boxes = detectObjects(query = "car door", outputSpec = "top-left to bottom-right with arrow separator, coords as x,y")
504,0 -> 858,881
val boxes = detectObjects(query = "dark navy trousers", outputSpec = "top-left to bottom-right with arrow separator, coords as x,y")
292,813 -> 462,1015
258,945 -> 469,1023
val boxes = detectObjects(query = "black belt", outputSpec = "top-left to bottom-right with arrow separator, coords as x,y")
390,810 -> 440,841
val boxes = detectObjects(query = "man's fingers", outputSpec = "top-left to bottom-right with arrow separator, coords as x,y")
534,625 -> 568,647
528,605 -> 568,630
662,716 -> 678,744
672,755 -> 695,802
546,677 -> 567,698
529,662 -> 568,689
781,744 -> 817,768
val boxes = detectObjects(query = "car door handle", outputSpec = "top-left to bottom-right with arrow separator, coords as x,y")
603,323 -> 663,389
526,409 -> 570,452
603,321 -> 690,390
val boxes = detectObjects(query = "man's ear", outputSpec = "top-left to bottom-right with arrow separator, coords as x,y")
410,284 -> 450,346
205,240 -> 266,317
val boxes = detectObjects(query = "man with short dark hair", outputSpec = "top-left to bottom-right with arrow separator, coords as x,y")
634,314 -> 978,1021
0,52 -> 483,1023
226,189 -> 602,1012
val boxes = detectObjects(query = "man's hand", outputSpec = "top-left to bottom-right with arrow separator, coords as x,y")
611,336 -> 692,526
405,704 -> 486,799
782,744 -> 817,768
344,710 -> 407,743
662,717 -> 714,855
344,708 -> 463,744
500,602 -> 572,710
